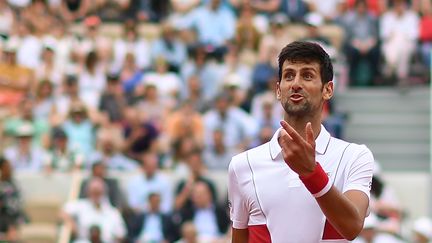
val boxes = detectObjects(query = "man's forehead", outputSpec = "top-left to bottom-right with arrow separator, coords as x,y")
282,60 -> 320,71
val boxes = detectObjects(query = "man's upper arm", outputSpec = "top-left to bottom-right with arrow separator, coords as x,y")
228,156 -> 249,229
343,145 -> 374,215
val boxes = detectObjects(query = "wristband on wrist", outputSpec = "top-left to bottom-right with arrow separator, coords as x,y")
299,162 -> 332,198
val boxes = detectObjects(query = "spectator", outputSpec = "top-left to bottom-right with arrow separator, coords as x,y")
353,213 -> 405,243
21,0 -> 53,35
79,162 -> 124,208
165,100 -> 204,145
88,127 -> 138,171
35,46 -> 64,91
203,128 -> 238,170
54,75 -> 84,122
61,178 -> 127,243
175,181 -> 229,242
62,102 -> 95,156
174,221 -> 198,243
4,122 -> 45,172
44,127 -> 83,172
73,225 -> 104,243
412,217 -> 432,243
13,20 -> 43,70
151,22 -> 187,73
130,193 -> 178,243
137,0 -> 171,22
0,39 -> 32,109
127,152 -> 173,214
3,99 -> 50,147
302,12 -> 337,58
174,148 -> 218,211
305,0 -> 345,21
163,136 -> 200,176
33,80 -> 56,121
203,93 -> 258,151
0,157 -> 25,242
380,0 -> 419,86
118,52 -> 145,103
98,73 -> 126,124
112,19 -> 151,73
279,0 -> 309,22
123,107 -> 159,159
187,0 -> 236,55
341,0 -> 380,86
234,4 -> 261,52
229,0 -> 280,16
79,51 -> 107,110
0,0 -> 14,39
419,0 -> 432,67
141,57 -> 183,105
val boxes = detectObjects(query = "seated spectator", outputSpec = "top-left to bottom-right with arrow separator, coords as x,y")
175,181 -> 229,242
129,193 -> 178,243
3,99 -> 50,147
54,75 -> 84,123
302,12 -> 337,58
141,57 -> 183,105
229,0 -> 280,16
118,52 -> 145,103
305,0 -> 345,22
151,22 -> 187,73
234,4 -> 262,52
341,0 -> 380,86
33,80 -> 56,121
73,225 -> 104,243
165,100 -> 204,145
137,0 -> 171,22
163,136 -> 200,176
353,213 -> 405,243
0,39 -> 32,109
279,0 -> 309,22
123,107 -> 159,160
203,93 -> 258,151
61,178 -> 127,243
4,122 -> 45,172
112,19 -> 151,73
251,91 -> 280,132
35,46 -> 65,93
380,0 -> 419,86
0,1 -> 13,39
79,162 -> 124,208
127,152 -> 173,214
13,20 -> 43,71
412,217 -> 432,243
44,127 -> 83,172
174,221 -> 198,243
419,0 -> 432,67
0,157 -> 25,242
62,102 -> 95,156
203,129 -> 238,170
174,149 -> 218,211
21,0 -> 54,35
78,51 -> 107,110
98,74 -> 127,124
88,128 -> 138,171
186,0 -> 236,56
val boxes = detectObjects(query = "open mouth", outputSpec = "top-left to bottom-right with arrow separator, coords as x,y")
290,94 -> 304,102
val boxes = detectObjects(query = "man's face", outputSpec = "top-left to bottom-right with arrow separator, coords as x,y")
277,60 -> 333,118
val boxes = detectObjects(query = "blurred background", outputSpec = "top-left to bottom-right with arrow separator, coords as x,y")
0,0 -> 430,242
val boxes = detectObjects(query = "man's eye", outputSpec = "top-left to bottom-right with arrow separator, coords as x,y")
303,74 -> 313,80
285,74 -> 295,81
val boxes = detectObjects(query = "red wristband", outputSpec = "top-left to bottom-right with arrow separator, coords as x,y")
299,162 -> 331,197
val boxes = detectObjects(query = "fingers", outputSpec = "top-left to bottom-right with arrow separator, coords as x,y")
305,122 -> 316,148
280,120 -> 302,142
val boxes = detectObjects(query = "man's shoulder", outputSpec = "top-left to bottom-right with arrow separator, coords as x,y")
329,137 -> 374,162
229,143 -> 270,171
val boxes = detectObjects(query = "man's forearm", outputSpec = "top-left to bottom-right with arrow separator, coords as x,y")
316,188 -> 368,240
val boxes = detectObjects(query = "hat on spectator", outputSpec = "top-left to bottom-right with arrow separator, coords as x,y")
223,73 -> 242,88
15,122 -> 34,137
69,102 -> 87,115
305,12 -> 324,27
413,217 -> 432,239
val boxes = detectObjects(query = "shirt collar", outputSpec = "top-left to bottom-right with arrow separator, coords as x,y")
269,124 -> 331,160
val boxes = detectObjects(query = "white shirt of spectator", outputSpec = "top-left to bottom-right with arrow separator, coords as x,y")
112,38 -> 151,73
142,71 -> 183,98
63,199 -> 126,243
228,125 -> 374,242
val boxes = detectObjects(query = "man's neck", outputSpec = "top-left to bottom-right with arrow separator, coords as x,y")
283,114 -> 321,140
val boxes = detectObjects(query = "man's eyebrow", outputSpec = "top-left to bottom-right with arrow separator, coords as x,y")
300,67 -> 318,73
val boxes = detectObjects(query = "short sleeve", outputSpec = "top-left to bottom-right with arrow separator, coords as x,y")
228,159 -> 249,229
342,145 -> 374,199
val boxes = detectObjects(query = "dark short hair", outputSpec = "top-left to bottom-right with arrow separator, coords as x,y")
277,41 -> 333,84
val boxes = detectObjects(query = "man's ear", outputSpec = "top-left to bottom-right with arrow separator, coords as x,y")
276,81 -> 281,100
323,81 -> 334,101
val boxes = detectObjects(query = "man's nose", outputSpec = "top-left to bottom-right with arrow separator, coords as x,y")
291,76 -> 302,92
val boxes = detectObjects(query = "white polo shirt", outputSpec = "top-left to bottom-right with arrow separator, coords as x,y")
228,125 -> 374,243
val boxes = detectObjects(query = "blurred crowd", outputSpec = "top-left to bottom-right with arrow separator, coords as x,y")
0,0 -> 431,242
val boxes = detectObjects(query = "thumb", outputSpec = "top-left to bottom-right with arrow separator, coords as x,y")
305,122 -> 315,148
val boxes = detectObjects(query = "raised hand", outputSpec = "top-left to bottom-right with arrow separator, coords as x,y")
279,121 -> 316,177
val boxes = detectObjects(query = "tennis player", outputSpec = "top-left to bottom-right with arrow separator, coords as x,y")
228,41 -> 374,243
